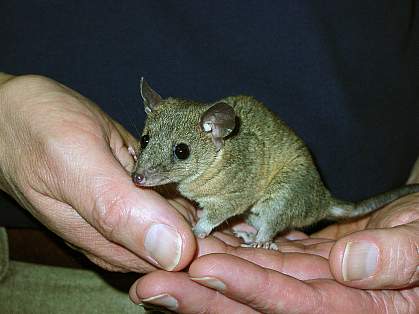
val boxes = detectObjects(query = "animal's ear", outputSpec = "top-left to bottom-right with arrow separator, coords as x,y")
200,102 -> 236,151
140,77 -> 163,114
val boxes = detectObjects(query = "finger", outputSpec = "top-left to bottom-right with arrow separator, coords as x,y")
110,119 -> 138,147
167,198 -> 197,225
150,185 -> 198,224
278,238 -> 335,259
108,119 -> 138,172
188,254 -> 343,313
189,254 -> 400,314
330,220 -> 419,289
39,199 -> 157,273
209,227 -> 331,257
310,216 -> 370,239
130,271 -> 257,313
280,230 -> 309,241
45,128 -> 196,271
212,231 -> 243,247
366,192 -> 419,229
197,238 -> 333,280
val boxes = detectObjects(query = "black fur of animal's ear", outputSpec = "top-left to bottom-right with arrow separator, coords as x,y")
140,77 -> 163,114
200,102 -> 236,151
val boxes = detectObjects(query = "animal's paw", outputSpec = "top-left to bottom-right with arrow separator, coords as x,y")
192,221 -> 213,239
233,230 -> 256,244
193,229 -> 209,239
241,241 -> 279,250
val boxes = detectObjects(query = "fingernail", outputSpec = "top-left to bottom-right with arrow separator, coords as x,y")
342,241 -> 379,281
190,276 -> 226,292
141,294 -> 178,311
144,224 -> 182,271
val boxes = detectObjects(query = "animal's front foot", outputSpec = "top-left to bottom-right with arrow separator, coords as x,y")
192,220 -> 213,239
193,228 -> 210,239
241,241 -> 279,250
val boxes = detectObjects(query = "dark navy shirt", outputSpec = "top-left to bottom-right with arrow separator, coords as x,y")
1,1 -> 418,227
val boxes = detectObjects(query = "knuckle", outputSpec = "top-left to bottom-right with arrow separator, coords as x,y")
249,269 -> 281,313
93,193 -> 125,237
92,189 -> 134,241
199,291 -> 225,314
381,226 -> 419,288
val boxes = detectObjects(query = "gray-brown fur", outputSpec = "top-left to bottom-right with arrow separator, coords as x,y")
132,79 -> 419,248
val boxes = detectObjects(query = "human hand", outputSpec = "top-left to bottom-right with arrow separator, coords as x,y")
130,191 -> 419,313
0,73 -> 196,272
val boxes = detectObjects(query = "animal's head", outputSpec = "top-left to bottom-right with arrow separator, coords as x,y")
132,78 -> 236,187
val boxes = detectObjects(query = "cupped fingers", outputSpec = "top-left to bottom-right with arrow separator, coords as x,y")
189,254 -> 406,314
188,254 -> 322,313
130,271 -> 257,314
197,237 -> 333,280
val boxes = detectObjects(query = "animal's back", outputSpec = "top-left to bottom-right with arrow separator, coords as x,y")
223,96 -> 310,187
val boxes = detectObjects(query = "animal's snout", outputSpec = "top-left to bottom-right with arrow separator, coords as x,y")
132,166 -> 167,187
132,172 -> 145,187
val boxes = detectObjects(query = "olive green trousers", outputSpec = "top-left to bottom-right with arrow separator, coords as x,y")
0,228 -> 147,313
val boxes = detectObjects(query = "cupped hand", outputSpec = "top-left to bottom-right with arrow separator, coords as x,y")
130,191 -> 419,313
0,73 -> 196,272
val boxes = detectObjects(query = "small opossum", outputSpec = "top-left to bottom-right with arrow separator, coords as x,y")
132,78 -> 419,249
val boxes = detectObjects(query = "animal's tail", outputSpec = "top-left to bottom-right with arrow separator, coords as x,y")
328,184 -> 419,219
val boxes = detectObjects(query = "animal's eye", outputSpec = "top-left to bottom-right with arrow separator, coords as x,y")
140,134 -> 150,149
174,143 -> 190,160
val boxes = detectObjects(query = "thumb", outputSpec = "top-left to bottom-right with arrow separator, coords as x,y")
329,221 -> 419,289
73,147 -> 196,271
39,122 -> 196,272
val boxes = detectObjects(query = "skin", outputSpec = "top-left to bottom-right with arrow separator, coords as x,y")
130,190 -> 419,313
0,73 -> 197,272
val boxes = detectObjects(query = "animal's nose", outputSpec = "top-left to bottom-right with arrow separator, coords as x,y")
132,172 -> 145,186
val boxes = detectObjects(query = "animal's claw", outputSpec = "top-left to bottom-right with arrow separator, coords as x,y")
241,241 -> 279,250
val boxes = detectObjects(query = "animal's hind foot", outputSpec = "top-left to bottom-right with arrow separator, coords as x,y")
233,230 -> 256,244
241,241 -> 279,250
